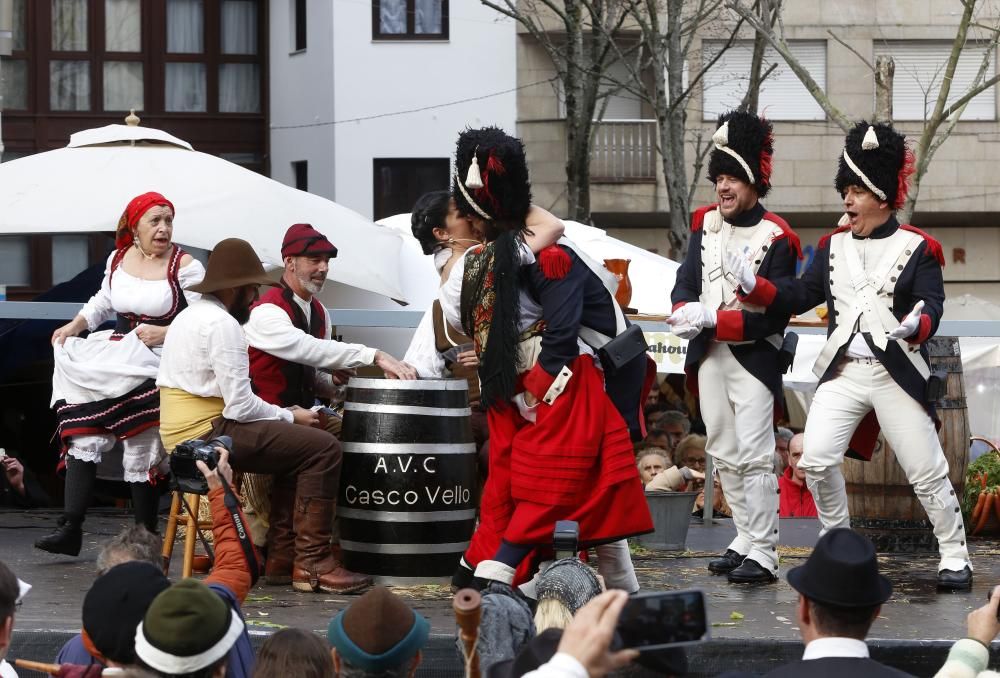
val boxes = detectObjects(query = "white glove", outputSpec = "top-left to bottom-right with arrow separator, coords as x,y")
670,302 -> 717,329
887,300 -> 925,341
726,251 -> 756,293
670,323 -> 701,341
513,392 -> 538,423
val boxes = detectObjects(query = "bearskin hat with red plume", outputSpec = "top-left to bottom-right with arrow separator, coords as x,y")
835,121 -> 914,211
707,110 -> 774,198
453,126 -> 532,224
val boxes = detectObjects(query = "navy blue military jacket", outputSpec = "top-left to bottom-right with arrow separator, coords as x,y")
670,202 -> 800,404
746,215 -> 944,411
521,245 -> 648,441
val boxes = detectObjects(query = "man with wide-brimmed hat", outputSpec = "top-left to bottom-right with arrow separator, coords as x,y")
730,121 -> 971,590
667,110 -> 802,585
157,238 -> 371,595
755,529 -> 912,677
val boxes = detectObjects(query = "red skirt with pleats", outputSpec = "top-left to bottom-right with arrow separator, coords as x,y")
464,355 -> 653,578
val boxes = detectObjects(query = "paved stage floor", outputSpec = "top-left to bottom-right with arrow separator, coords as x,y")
3,509 -> 999,676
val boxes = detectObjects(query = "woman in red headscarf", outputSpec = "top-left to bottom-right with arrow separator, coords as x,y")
36,192 -> 205,556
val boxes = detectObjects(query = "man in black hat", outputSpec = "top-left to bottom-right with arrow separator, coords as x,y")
157,238 -> 371,595
667,110 -> 802,585
755,528 -> 913,677
730,121 -> 971,590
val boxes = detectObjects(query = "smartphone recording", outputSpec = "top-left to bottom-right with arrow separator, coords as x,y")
616,589 -> 710,651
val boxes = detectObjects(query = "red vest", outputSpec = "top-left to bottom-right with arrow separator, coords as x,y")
248,284 -> 327,408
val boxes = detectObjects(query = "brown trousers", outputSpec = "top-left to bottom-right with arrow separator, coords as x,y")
207,417 -> 341,500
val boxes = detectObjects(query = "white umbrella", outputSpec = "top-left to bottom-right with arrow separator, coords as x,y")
0,123 -> 412,302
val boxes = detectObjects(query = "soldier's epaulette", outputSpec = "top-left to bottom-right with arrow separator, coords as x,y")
538,244 -> 571,280
764,212 -> 803,260
899,224 -> 945,267
690,203 -> 718,232
818,225 -> 851,250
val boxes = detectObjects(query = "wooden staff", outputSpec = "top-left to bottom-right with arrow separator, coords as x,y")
453,587 -> 482,678
14,659 -> 73,676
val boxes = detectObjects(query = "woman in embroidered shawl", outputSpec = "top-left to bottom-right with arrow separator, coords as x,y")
36,193 -> 205,556
439,128 -> 653,591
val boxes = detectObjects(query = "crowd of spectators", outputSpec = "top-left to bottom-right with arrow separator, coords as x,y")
635,378 -> 816,520
2,463 -> 999,678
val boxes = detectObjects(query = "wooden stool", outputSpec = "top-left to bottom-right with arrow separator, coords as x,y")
161,491 -> 213,578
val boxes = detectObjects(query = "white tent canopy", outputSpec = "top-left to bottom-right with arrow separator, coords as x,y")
0,123 -> 413,302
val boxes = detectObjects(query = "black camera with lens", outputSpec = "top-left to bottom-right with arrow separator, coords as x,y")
169,436 -> 233,495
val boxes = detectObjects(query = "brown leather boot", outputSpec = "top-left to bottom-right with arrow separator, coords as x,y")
291,496 -> 372,594
263,481 -> 296,585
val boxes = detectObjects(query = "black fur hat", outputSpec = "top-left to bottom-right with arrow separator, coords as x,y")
835,121 -> 913,210
707,110 -> 774,197
452,126 -> 532,223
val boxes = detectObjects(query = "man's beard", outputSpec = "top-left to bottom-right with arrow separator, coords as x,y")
229,289 -> 254,325
297,270 -> 326,295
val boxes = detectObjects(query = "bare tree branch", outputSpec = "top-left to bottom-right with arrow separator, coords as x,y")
727,0 -> 852,131
826,29 -> 874,71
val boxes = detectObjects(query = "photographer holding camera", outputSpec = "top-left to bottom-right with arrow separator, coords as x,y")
157,238 -> 370,595
933,586 -> 1000,678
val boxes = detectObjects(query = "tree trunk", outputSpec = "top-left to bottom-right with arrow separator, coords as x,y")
874,56 -> 894,123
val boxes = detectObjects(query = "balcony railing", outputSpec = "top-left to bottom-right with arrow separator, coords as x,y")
590,119 -> 657,182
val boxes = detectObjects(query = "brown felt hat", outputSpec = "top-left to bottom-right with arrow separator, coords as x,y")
327,586 -> 429,671
188,238 -> 277,294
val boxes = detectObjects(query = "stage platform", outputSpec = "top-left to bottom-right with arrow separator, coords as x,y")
3,508 -> 999,677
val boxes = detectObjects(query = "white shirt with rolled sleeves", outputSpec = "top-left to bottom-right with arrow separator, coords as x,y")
156,296 -> 292,424
244,294 -> 377,370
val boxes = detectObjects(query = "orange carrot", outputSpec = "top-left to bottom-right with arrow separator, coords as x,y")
972,490 -> 988,525
974,492 -> 995,535
994,488 -> 1000,524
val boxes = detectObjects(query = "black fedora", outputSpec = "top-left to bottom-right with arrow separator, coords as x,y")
787,528 -> 892,607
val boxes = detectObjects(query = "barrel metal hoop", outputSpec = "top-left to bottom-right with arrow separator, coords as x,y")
338,508 -> 477,522
344,402 -> 472,417
347,378 -> 470,391
340,539 -> 470,554
342,441 -> 477,455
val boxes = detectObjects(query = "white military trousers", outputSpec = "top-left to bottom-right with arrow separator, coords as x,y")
801,359 -> 970,572
698,342 -> 779,572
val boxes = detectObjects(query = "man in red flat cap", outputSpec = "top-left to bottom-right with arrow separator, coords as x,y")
243,223 -> 416,585
246,223 -> 416,412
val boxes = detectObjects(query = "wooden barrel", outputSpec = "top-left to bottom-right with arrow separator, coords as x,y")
338,378 -> 479,584
844,336 -> 969,551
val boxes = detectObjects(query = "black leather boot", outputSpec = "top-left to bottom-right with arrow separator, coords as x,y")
937,566 -> 972,591
727,558 -> 777,584
707,549 -> 745,574
35,516 -> 83,556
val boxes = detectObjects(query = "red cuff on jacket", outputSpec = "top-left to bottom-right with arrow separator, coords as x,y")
523,362 -> 556,401
672,301 -> 687,313
737,276 -> 777,306
714,310 -> 744,342
907,313 -> 933,344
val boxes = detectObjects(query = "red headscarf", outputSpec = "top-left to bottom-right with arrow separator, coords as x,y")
115,192 -> 175,250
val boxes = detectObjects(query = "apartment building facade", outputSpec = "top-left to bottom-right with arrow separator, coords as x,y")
269,0 -> 517,220
514,0 -> 1000,304
0,0 -> 268,299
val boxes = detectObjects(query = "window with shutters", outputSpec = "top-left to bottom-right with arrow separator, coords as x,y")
873,41 -> 996,121
702,40 -> 827,121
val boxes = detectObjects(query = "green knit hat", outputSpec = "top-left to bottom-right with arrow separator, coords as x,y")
327,586 -> 429,672
134,578 -> 244,674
